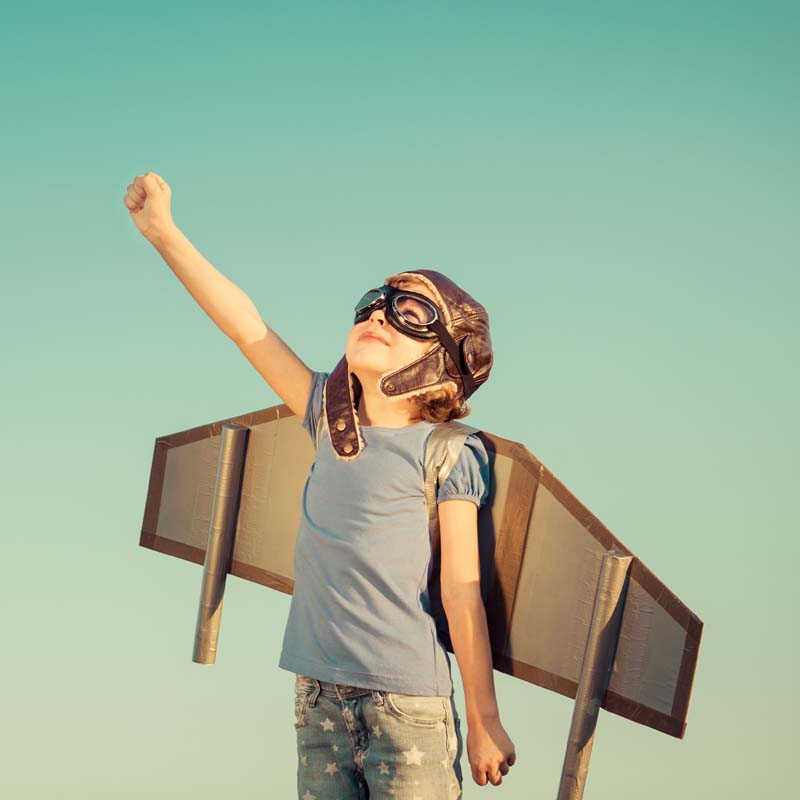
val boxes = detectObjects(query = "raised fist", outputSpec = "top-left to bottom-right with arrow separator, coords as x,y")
123,172 -> 174,241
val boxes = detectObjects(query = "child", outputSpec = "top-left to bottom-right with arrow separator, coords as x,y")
124,172 -> 517,798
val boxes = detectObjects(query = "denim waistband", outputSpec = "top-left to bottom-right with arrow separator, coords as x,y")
296,674 -> 376,698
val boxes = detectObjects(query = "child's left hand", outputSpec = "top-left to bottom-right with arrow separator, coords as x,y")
466,715 -> 517,786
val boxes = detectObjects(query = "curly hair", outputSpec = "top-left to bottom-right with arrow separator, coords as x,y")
386,275 -> 472,424
414,381 -> 472,423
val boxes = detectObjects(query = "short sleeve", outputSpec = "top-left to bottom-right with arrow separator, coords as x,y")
436,433 -> 491,508
300,371 -> 330,442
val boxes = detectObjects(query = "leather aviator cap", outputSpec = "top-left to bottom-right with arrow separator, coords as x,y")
322,269 -> 493,461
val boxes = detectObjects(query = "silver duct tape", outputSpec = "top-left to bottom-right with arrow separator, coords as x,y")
192,423 -> 249,664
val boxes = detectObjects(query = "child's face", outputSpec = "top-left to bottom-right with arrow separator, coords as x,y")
345,281 -> 440,385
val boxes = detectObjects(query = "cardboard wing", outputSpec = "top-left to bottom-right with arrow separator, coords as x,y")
140,403 -> 702,740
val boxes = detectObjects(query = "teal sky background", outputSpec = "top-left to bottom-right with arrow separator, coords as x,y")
2,1 -> 797,797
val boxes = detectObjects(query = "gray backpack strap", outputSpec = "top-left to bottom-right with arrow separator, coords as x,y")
423,420 -> 480,537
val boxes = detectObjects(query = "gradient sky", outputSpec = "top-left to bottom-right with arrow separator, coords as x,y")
2,2 -> 797,798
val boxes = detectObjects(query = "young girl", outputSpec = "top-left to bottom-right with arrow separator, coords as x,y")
124,172 -> 517,798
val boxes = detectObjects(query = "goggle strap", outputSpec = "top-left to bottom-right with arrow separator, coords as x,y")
430,319 -> 477,399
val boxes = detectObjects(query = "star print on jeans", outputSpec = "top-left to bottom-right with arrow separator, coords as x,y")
402,743 -> 426,765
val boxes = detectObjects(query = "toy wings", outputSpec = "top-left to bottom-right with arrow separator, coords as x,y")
140,402 -> 702,747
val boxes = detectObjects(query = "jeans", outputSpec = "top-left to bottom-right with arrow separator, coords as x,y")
294,673 -> 464,799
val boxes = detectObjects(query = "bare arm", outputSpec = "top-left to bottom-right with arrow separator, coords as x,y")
124,173 -> 313,418
439,499 -> 517,787
439,499 -> 500,724
149,223 -> 261,342
234,322 -> 314,420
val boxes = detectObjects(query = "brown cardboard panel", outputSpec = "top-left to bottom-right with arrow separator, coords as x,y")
140,404 -> 702,739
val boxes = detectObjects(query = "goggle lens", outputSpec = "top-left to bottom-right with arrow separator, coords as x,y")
355,289 -> 384,317
393,295 -> 437,326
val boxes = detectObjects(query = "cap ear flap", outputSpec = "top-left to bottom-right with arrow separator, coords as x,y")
378,343 -> 446,397
324,356 -> 365,460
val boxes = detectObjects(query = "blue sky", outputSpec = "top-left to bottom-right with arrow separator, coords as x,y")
1,2 -> 796,797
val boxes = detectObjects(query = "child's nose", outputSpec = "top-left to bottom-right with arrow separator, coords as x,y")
369,308 -> 386,324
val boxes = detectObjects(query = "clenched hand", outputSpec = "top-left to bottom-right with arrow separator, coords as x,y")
467,715 -> 517,787
123,172 -> 174,242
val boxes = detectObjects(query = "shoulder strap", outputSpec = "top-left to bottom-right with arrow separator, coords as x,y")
423,420 -> 480,535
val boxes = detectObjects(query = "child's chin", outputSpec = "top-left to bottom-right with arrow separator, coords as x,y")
348,355 -> 393,379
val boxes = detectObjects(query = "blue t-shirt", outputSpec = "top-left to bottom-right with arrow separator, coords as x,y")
278,370 -> 490,696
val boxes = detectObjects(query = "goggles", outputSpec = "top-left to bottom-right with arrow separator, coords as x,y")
355,285 -> 441,340
353,285 -> 477,398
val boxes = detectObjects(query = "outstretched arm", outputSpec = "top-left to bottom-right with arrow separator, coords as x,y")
123,172 -> 313,418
